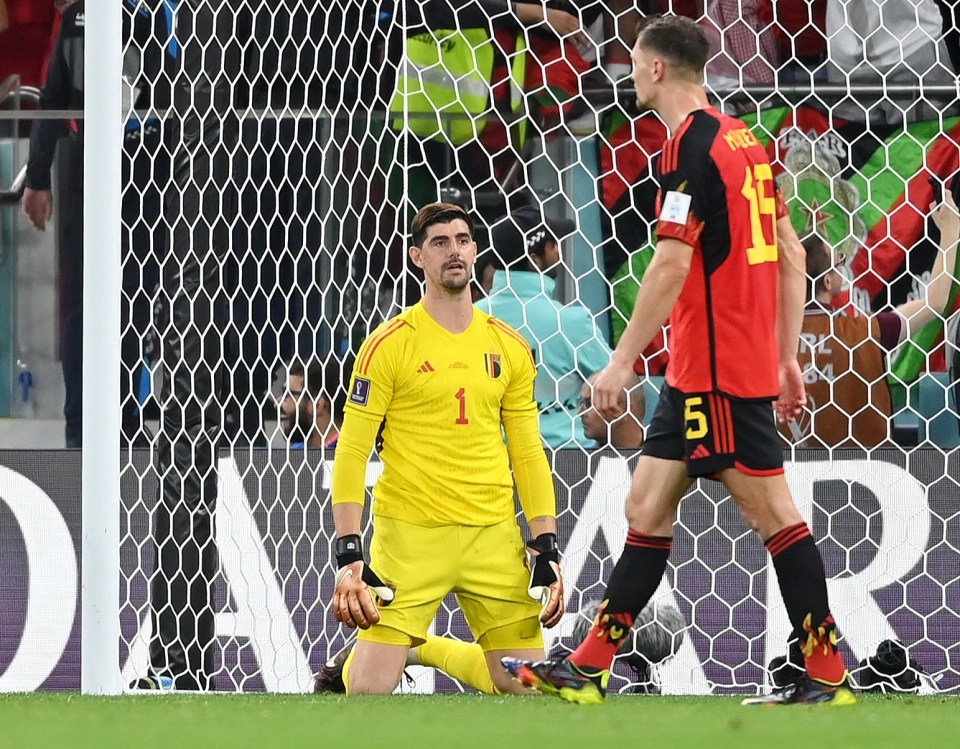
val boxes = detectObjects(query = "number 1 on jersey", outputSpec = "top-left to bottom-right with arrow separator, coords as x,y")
741,163 -> 778,265
455,387 -> 469,425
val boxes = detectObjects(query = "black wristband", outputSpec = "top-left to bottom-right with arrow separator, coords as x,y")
527,532 -> 559,565
335,534 -> 364,568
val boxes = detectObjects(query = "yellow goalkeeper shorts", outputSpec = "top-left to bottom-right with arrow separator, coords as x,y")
357,514 -> 543,651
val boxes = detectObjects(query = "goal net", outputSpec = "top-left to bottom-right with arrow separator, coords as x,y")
99,0 -> 960,695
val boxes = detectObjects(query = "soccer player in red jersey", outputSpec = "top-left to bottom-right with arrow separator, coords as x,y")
503,15 -> 855,706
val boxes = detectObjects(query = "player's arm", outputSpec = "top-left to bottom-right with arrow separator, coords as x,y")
330,329 -> 399,629
594,237 -> 692,419
896,193 -> 960,341
502,348 -> 564,628
331,412 -> 396,629
775,213 -> 807,423
595,134 -> 707,419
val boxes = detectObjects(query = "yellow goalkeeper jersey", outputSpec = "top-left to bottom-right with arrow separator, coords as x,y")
338,302 -> 540,527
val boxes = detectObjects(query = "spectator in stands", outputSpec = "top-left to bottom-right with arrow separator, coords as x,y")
579,371 -> 645,449
826,0 -> 954,123
20,0 -> 162,449
576,0 -> 640,84
776,0 -> 828,83
347,1 -> 591,344
476,206 -> 611,449
0,0 -> 60,92
785,193 -> 960,448
20,1 -> 83,448
701,0 -> 781,91
392,0 -> 588,210
700,0 -> 830,87
279,356 -> 352,450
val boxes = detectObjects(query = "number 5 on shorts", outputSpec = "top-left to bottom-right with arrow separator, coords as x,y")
684,396 -> 709,440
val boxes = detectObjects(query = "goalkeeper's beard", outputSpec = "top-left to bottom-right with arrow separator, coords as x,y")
440,272 -> 471,293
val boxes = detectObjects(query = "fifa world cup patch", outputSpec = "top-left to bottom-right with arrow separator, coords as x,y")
484,353 -> 502,379
661,190 -> 692,224
350,377 -> 371,406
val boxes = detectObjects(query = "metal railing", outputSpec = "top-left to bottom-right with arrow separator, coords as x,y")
0,75 -> 39,205
0,78 -> 957,123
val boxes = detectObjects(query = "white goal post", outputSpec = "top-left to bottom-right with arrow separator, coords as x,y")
82,0 -> 122,696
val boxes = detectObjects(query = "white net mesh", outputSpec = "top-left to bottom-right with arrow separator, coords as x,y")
108,0 -> 960,695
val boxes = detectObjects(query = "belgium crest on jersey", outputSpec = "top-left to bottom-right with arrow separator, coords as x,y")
484,353 -> 502,379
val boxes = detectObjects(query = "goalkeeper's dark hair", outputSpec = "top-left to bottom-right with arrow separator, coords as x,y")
411,202 -> 475,247
634,15 -> 709,81
289,353 -> 355,424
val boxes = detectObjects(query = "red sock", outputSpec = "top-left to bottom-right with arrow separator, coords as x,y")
569,530 -> 672,672
766,522 -> 847,685
802,613 -> 847,685
569,599 -> 635,672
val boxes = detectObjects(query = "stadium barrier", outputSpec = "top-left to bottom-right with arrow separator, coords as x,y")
1,448 -> 956,695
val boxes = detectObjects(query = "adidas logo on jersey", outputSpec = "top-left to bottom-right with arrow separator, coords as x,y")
690,444 -> 712,460
417,361 -> 435,374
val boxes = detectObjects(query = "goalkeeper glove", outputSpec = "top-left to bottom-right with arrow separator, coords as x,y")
335,534 -> 395,604
527,532 -> 564,627
334,534 -> 395,629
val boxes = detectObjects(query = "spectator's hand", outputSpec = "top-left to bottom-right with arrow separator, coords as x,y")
543,9 -> 590,48
931,191 -> 960,239
591,360 -> 633,421
22,188 -> 53,232
776,359 -> 806,424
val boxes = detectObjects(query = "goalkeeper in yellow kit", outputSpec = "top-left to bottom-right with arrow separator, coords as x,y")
330,203 -> 564,695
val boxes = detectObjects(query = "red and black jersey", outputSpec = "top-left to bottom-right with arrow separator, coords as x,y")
655,107 -> 787,400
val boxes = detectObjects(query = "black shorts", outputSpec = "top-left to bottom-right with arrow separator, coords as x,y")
641,382 -> 784,478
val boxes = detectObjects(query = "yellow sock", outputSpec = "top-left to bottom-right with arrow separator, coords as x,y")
342,647 -> 356,695
416,636 -> 496,694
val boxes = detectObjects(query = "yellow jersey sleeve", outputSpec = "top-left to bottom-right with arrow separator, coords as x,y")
332,319 -> 407,507
345,318 -> 407,422
492,319 -> 557,521
330,414 -> 381,507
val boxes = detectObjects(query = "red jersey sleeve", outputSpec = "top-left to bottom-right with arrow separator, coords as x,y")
654,119 -> 717,248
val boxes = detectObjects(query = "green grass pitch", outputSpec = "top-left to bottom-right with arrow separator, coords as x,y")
2,693 -> 958,749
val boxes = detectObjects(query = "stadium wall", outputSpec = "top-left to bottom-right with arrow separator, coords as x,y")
0,449 -> 956,694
